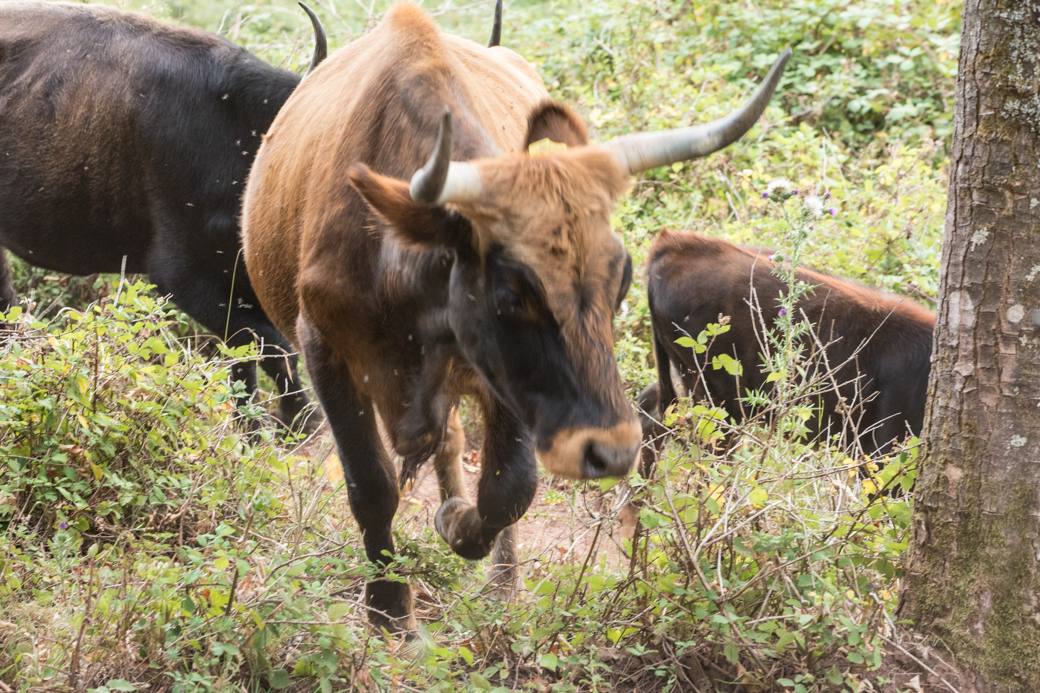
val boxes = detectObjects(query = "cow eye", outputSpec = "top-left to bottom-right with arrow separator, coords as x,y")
495,283 -> 524,313
615,253 -> 633,313
492,259 -> 546,323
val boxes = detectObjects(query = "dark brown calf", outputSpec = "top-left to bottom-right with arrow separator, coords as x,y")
640,229 -> 934,471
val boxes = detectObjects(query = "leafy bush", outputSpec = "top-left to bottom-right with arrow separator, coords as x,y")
0,283 -> 265,540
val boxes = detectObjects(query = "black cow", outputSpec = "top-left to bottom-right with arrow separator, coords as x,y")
639,229 -> 934,472
0,0 -> 327,429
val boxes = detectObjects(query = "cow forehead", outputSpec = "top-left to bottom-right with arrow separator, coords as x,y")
458,147 -> 630,299
508,216 -> 625,298
486,209 -> 626,352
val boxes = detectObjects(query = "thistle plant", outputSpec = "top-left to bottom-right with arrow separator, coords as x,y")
757,180 -> 839,439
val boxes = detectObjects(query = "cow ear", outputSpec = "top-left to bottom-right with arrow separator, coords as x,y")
525,101 -> 589,149
348,164 -> 472,249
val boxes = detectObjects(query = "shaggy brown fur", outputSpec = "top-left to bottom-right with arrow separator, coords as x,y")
243,4 -> 641,632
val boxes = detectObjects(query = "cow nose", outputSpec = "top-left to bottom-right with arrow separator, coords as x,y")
583,439 -> 635,479
539,419 -> 641,480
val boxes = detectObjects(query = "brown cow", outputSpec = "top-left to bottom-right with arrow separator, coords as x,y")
242,3 -> 790,631
639,229 -> 935,473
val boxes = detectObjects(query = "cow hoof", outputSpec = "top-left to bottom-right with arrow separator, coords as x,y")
435,497 -> 491,560
365,580 -> 416,634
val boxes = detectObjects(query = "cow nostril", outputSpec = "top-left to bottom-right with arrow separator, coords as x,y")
583,441 -> 609,479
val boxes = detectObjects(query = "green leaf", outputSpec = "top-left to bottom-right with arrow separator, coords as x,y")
106,680 -> 136,692
459,646 -> 474,666
712,354 -> 743,377
539,653 -> 558,672
723,644 -> 739,663
211,642 -> 240,657
469,673 -> 493,690
328,602 -> 351,622
638,507 -> 666,529
268,670 -> 291,690
748,487 -> 768,508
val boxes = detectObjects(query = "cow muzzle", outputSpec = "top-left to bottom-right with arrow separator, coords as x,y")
538,419 -> 641,480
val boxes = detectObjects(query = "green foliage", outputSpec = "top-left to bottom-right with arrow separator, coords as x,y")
6,257 -> 112,318
0,283 -> 263,539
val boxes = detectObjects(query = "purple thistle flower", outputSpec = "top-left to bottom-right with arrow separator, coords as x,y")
768,254 -> 777,262
761,192 -> 769,199
59,521 -> 68,530
778,308 -> 788,318
791,189 -> 799,196
828,207 -> 837,217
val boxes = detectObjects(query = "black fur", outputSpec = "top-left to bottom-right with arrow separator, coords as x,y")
0,2 -> 324,429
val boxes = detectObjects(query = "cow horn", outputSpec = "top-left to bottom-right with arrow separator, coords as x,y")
410,109 -> 483,206
298,2 -> 328,77
488,0 -> 502,48
604,49 -> 791,176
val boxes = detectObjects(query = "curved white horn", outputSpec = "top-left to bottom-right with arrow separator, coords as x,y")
409,109 -> 483,206
605,49 -> 792,176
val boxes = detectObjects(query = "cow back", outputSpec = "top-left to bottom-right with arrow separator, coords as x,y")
0,1 -> 298,275
647,229 -> 935,451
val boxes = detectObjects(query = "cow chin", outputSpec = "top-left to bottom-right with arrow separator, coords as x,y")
537,420 -> 641,480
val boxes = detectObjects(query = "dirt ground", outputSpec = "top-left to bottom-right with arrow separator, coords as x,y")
299,422 -> 637,581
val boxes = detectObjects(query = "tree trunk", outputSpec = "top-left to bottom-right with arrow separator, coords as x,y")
900,1 -> 1040,690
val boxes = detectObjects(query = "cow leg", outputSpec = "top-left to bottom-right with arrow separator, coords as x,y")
0,248 -> 18,313
434,397 -> 537,566
255,339 -> 314,433
298,317 -> 414,632
637,382 -> 668,478
429,409 -> 515,595
147,256 -> 313,431
432,408 -> 467,502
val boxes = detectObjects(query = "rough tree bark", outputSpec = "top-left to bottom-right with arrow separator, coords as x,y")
900,1 -> 1040,690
